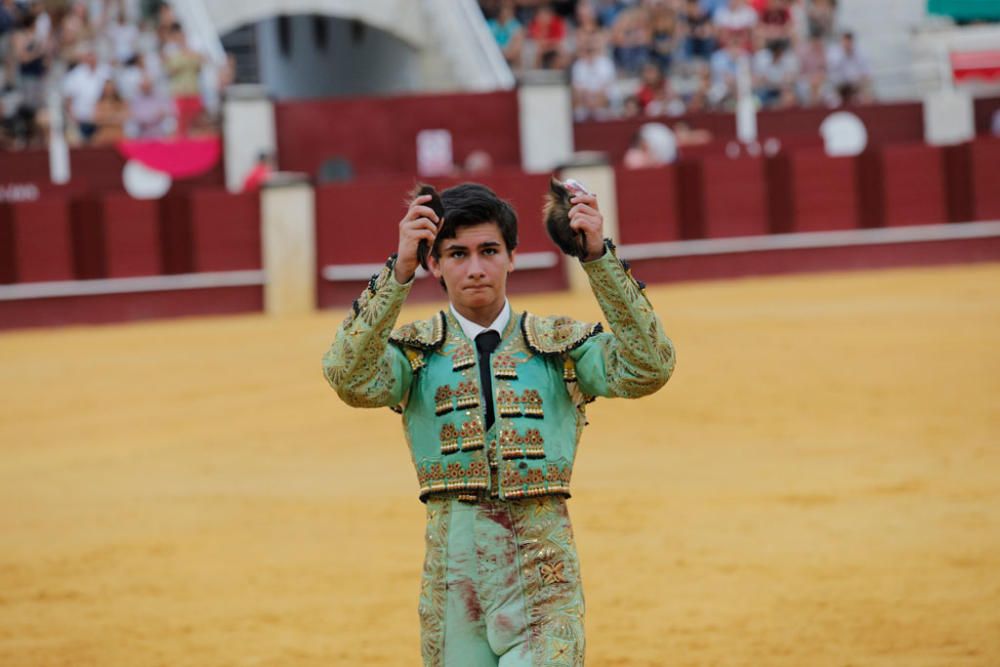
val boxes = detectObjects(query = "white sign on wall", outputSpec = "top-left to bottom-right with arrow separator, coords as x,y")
416,129 -> 454,177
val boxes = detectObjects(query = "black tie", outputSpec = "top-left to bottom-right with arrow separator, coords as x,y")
475,330 -> 501,431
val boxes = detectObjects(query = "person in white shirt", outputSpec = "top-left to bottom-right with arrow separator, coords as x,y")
713,0 -> 757,51
62,46 -> 109,143
571,32 -> 616,120
826,31 -> 872,105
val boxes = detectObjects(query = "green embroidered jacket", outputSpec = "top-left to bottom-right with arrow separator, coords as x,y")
322,240 -> 675,500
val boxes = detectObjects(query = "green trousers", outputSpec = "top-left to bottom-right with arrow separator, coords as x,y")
419,495 -> 586,666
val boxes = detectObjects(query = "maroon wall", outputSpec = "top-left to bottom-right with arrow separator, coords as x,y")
702,156 -> 769,237
614,166 -> 681,244
275,91 -> 521,179
0,146 -> 224,201
190,190 -> 261,271
882,144 -> 948,227
789,151 -> 859,232
5,199 -> 75,282
103,194 -> 161,277
970,137 -> 1000,220
574,103 -> 925,164
974,96 -> 1000,135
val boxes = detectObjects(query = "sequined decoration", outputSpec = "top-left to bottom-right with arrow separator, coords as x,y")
493,353 -> 519,379
452,343 -> 475,372
434,385 -> 453,416
521,389 -> 544,418
440,423 -> 459,455
499,428 -> 545,459
497,388 -> 521,418
459,418 -> 485,451
455,381 -> 479,410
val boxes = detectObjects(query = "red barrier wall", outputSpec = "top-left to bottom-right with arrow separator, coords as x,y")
0,287 -> 262,330
9,199 -> 75,282
103,194 -> 161,277
275,91 -> 521,180
614,166 -> 681,244
573,114 -> 737,163
789,150 -> 858,232
574,103 -> 924,165
0,146 -> 225,201
970,137 -> 1000,220
757,102 -> 924,145
974,96 -> 1000,135
881,144 -> 947,227
189,190 -> 261,271
701,157 -> 769,237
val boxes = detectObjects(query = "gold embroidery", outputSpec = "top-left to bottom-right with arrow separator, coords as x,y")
459,418 -> 485,451
539,560 -> 568,585
434,386 -> 453,416
452,343 -> 475,371
521,313 -> 602,356
521,389 -> 544,418
440,423 -> 459,455
455,381 -> 479,410
499,428 -> 545,459
497,388 -> 521,418
493,353 -> 519,379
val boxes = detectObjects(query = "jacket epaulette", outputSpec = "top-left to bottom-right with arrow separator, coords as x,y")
521,313 -> 603,356
389,311 -> 448,351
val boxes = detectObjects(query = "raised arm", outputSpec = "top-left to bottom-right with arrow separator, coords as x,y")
321,193 -> 441,408
559,190 -> 675,398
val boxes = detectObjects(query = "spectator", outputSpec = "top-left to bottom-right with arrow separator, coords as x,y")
11,11 -> 48,145
827,31 -> 871,105
105,5 -> 138,65
796,28 -> 829,106
62,44 -> 109,144
753,39 -> 798,107
682,0 -> 715,61
488,0 -> 524,71
571,30 -> 615,119
92,78 -> 127,145
645,76 -> 686,118
526,3 -> 569,69
709,35 -> 745,108
648,3 -> 681,72
699,0 -> 731,16
163,23 -> 204,136
712,0 -> 757,52
569,0 -> 605,54
126,73 -> 172,138
624,122 -> 677,168
242,151 -> 276,192
593,0 -> 625,28
636,61 -> 665,112
116,51 -> 151,101
807,0 -> 837,40
610,5 -> 651,75
758,0 -> 793,49
636,61 -> 684,117
57,1 -> 97,64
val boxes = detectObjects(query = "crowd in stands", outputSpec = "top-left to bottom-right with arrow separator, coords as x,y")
480,0 -> 875,120
0,0 -> 228,149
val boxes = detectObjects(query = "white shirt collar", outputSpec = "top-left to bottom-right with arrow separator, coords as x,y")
450,299 -> 511,341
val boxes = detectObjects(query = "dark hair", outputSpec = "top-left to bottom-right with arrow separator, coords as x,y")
431,182 -> 518,259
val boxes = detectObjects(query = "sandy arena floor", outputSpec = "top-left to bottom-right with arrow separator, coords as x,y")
1,264 -> 998,667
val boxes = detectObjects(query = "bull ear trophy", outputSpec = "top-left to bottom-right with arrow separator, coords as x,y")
412,183 -> 445,271
542,176 -> 590,260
